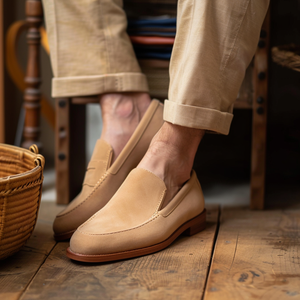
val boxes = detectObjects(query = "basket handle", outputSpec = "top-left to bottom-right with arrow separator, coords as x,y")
29,144 -> 39,154
29,144 -> 45,169
35,155 -> 45,169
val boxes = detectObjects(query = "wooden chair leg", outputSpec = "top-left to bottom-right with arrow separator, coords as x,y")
55,98 -> 70,205
55,98 -> 86,205
23,0 -> 43,149
69,103 -> 86,202
250,10 -> 270,210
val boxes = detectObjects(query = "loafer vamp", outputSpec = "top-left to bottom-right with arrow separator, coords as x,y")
58,139 -> 113,217
71,215 -> 173,255
70,169 -> 205,256
53,172 -> 124,235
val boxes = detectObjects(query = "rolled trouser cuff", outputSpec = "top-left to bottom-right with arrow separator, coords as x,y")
52,72 -> 149,98
163,100 -> 233,135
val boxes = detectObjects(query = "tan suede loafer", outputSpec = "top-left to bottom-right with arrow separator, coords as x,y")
67,168 -> 206,263
53,100 -> 164,241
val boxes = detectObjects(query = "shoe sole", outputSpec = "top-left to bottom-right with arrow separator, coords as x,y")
66,209 -> 206,263
54,230 -> 75,241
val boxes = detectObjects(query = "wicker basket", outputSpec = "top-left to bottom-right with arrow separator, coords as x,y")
0,143 -> 45,260
272,44 -> 300,72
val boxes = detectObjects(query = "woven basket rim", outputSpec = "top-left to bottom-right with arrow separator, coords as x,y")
0,165 -> 41,182
0,143 -> 45,185
0,143 -> 40,157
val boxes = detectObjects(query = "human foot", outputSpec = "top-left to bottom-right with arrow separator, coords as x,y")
99,92 -> 151,162
138,122 -> 205,208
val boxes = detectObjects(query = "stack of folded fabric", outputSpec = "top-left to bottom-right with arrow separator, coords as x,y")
128,16 -> 176,60
127,16 -> 176,98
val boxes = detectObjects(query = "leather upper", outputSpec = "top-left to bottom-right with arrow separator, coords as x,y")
58,139 -> 113,217
70,169 -> 205,255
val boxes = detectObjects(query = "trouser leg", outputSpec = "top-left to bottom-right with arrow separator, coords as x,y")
164,0 -> 270,135
42,0 -> 149,98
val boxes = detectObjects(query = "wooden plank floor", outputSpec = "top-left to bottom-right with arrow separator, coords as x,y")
1,202 -> 300,300
21,204 -> 219,300
205,207 -> 300,299
0,202 -> 62,300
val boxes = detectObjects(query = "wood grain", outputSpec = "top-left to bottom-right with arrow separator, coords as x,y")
6,21 -> 55,130
21,204 -> 219,300
55,99 -> 86,204
0,202 -> 61,300
22,0 -> 43,149
55,98 -> 70,204
204,206 -> 300,300
250,10 -> 270,209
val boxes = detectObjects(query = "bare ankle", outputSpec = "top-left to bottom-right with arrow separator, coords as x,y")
138,122 -> 205,206
98,92 -> 151,161
152,123 -> 205,151
99,92 -> 151,120
147,123 -> 205,169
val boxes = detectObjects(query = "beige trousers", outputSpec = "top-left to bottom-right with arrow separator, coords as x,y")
42,0 -> 269,135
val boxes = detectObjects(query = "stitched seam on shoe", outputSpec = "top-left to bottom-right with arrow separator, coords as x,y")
57,172 -> 109,218
85,147 -> 111,190
83,160 -> 107,186
102,148 -> 112,175
78,215 -> 160,236
154,189 -> 167,215
58,147 -> 112,217
161,174 -> 195,218
83,184 -> 94,188
87,159 -> 105,169
81,141 -> 112,187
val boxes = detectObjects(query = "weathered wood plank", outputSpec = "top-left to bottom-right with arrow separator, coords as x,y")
250,10 -> 270,209
204,207 -> 300,300
0,202 -> 61,300
21,204 -> 219,300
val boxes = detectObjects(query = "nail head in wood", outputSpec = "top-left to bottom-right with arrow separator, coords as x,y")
58,100 -> 67,108
258,72 -> 266,80
58,153 -> 66,161
256,96 -> 264,104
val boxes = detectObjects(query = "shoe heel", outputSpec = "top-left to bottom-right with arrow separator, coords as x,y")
185,209 -> 206,236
